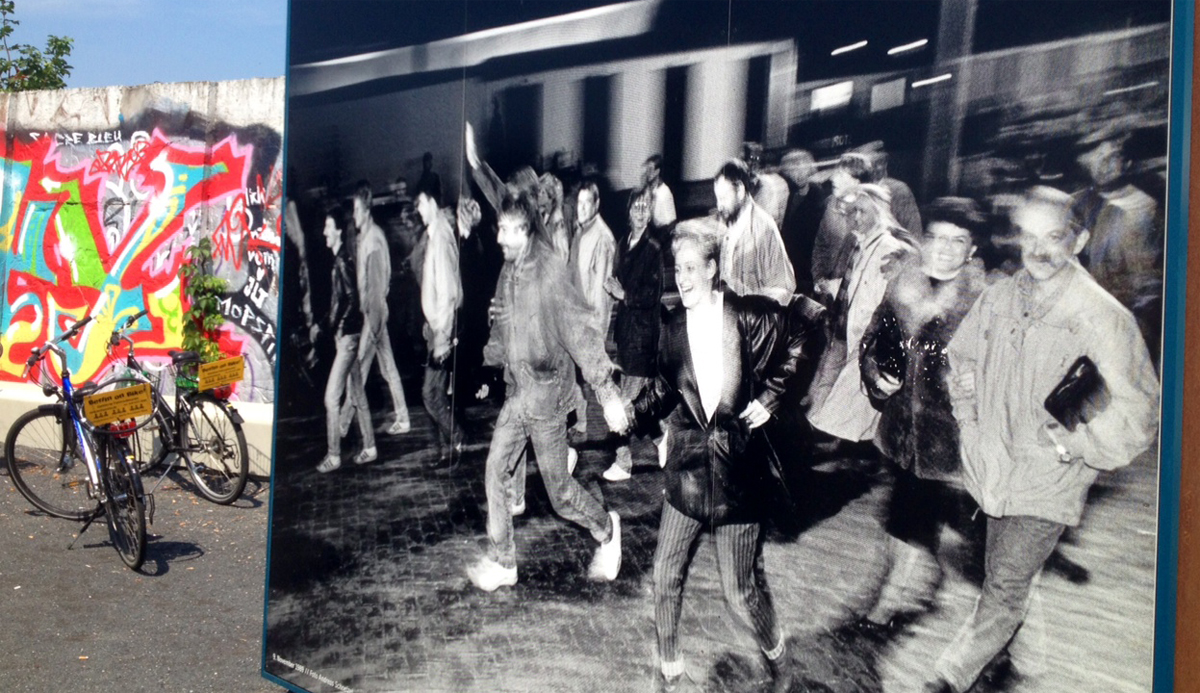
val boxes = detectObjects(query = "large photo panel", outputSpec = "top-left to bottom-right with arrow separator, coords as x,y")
265,2 -> 1183,691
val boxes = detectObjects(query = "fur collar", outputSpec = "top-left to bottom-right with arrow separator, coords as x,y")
886,255 -> 987,334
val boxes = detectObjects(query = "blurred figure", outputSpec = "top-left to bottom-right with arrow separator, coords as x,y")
630,229 -> 802,693
812,149 -> 921,300
316,206 -> 377,473
414,179 -> 464,464
712,159 -> 796,307
778,149 -> 826,295
416,152 -> 442,205
744,142 -> 789,228
1069,123 -> 1162,362
569,180 -> 617,441
642,153 -> 677,235
853,198 -> 988,637
806,183 -> 913,447
538,172 -> 572,258
467,192 -> 628,592
341,181 -> 411,436
923,187 -> 1159,693
602,187 -> 663,482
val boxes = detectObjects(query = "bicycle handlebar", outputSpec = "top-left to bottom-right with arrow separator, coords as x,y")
23,315 -> 93,372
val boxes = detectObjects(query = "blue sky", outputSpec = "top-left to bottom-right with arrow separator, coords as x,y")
14,0 -> 288,89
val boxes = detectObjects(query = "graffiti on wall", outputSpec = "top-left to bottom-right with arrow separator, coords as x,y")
0,114 -> 283,402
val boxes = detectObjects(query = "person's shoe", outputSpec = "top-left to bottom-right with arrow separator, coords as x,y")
386,418 -> 411,435
920,679 -> 955,693
766,648 -> 797,693
658,672 -> 684,692
602,462 -> 632,482
316,455 -> 341,473
588,511 -> 622,581
354,446 -> 378,465
510,498 -> 526,516
567,447 -> 579,475
467,557 -> 517,591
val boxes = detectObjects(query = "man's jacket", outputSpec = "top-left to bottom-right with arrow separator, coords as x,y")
483,237 -> 617,421
947,263 -> 1159,526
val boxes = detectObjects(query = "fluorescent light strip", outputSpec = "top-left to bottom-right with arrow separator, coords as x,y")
1104,81 -> 1159,96
912,73 -> 952,88
887,38 -> 929,55
831,40 -> 868,56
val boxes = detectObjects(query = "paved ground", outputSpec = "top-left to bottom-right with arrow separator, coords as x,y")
0,462 -> 276,693
265,388 -> 1159,693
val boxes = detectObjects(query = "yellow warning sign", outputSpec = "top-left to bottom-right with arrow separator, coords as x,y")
197,355 -> 244,392
84,383 -> 154,427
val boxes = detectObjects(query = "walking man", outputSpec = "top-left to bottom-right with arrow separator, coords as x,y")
467,191 -> 629,591
341,181 -> 411,436
414,179 -> 464,463
712,159 -> 796,307
923,187 -> 1159,692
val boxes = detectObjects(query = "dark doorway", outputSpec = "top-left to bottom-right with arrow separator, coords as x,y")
582,75 -> 613,173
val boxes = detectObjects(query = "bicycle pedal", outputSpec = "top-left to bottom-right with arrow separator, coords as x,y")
145,493 -> 156,525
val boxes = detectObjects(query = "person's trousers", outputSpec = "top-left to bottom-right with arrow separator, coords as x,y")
867,467 -> 947,624
325,333 -> 375,456
934,514 -> 1065,692
342,317 -> 409,429
653,501 -> 781,667
485,403 -> 611,568
422,360 -> 457,447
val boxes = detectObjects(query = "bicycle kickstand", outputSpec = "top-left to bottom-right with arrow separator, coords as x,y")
66,508 -> 105,551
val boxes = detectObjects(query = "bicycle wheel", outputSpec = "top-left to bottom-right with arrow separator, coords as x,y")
4,407 -> 97,520
181,394 -> 248,504
127,406 -> 172,474
102,437 -> 146,571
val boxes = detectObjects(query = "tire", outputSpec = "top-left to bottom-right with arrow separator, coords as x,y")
181,394 -> 248,504
4,407 -> 97,520
102,437 -> 146,571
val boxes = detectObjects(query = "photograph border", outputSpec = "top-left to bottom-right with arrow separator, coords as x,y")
261,2 -> 1196,691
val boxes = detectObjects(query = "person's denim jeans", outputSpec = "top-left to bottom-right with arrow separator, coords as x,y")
325,333 -> 375,457
485,403 -> 610,569
934,514 -> 1065,691
342,317 -> 409,429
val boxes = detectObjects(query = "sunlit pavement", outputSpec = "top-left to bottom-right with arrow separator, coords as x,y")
265,392 -> 1158,693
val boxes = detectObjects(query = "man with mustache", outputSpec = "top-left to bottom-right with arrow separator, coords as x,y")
921,187 -> 1159,692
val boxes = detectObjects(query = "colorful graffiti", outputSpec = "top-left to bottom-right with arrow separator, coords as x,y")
0,117 -> 282,403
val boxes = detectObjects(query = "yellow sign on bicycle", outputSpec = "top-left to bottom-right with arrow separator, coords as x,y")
84,383 -> 154,427
197,355 -> 244,392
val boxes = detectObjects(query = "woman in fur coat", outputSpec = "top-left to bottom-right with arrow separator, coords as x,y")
854,198 -> 989,635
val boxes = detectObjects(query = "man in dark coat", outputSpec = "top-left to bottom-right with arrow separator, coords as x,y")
630,228 -> 806,693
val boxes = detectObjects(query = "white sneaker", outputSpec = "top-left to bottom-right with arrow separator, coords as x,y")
589,511 -> 622,581
386,419 -> 411,435
354,446 -> 378,465
316,455 -> 341,474
510,498 -> 526,516
567,447 -> 578,475
467,557 -> 517,591
602,462 -> 632,482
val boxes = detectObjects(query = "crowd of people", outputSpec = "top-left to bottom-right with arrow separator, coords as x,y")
293,116 -> 1162,692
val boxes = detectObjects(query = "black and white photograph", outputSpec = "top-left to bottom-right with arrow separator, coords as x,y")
263,1 -> 1182,691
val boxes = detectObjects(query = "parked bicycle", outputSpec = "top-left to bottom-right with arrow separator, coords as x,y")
107,309 -> 249,504
4,315 -> 149,570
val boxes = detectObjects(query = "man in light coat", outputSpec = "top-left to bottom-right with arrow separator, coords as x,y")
713,159 -> 796,307
922,187 -> 1159,693
415,180 -> 464,462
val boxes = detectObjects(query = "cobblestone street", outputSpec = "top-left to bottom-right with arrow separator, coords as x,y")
265,388 -> 1159,693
